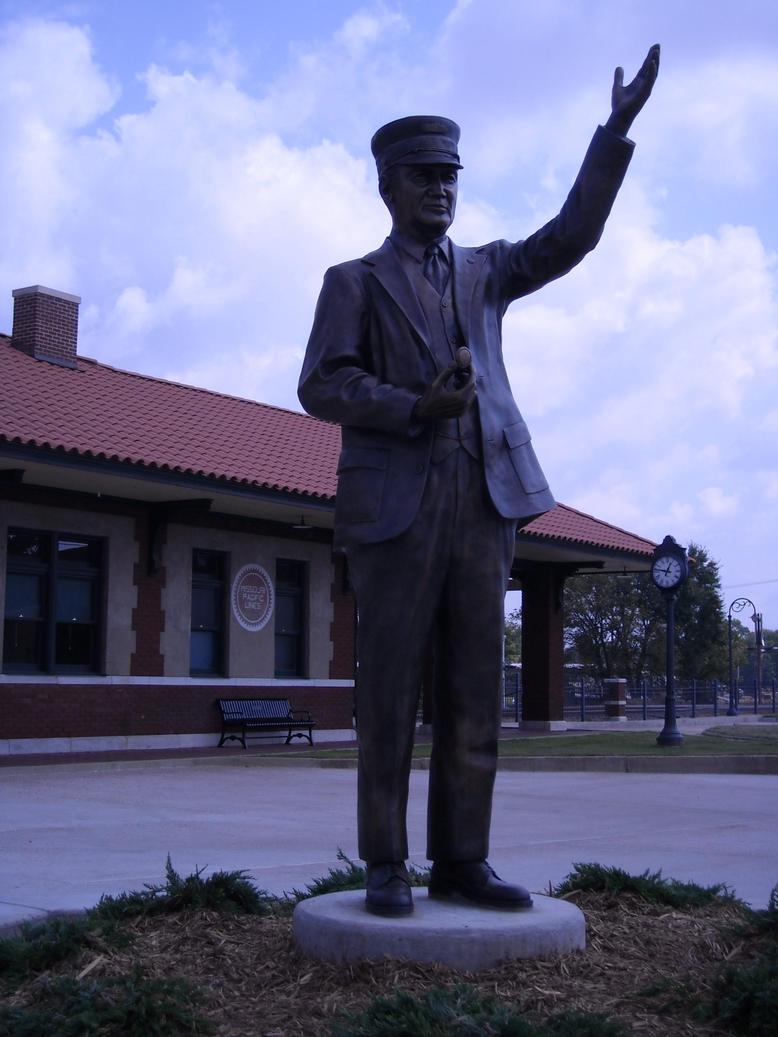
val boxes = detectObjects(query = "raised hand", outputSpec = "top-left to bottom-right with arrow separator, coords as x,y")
606,43 -> 660,138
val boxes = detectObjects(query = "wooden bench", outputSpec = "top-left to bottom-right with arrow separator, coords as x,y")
216,697 -> 315,748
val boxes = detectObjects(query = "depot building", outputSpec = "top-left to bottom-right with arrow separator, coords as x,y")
0,285 -> 654,755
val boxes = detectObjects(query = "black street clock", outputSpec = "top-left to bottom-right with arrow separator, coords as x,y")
651,535 -> 689,593
651,535 -> 688,747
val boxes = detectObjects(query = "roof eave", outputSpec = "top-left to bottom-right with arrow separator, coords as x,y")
0,440 -> 336,512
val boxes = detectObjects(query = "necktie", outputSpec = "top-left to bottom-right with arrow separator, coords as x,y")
423,243 -> 449,295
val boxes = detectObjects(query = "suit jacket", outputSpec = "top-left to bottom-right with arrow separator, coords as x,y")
298,126 -> 634,547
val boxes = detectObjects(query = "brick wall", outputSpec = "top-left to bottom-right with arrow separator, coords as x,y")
0,681 -> 354,739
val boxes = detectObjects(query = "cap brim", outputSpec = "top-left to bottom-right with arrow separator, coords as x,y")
388,152 -> 462,169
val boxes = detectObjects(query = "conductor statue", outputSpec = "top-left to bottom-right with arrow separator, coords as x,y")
299,46 -> 660,915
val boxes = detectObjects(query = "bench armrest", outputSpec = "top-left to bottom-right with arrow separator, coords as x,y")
289,709 -> 314,723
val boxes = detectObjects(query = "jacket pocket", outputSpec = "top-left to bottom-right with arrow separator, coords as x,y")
335,447 -> 389,524
504,421 -> 548,494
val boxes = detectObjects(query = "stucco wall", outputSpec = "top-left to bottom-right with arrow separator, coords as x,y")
162,523 -> 334,679
0,501 -> 137,674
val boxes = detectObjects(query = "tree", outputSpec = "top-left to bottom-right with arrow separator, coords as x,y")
674,542 -> 727,680
563,541 -> 729,684
762,627 -> 778,684
504,608 -> 522,664
563,572 -> 663,684
734,620 -> 778,688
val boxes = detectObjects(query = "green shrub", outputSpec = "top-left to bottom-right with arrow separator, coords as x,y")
745,880 -> 778,937
554,862 -> 737,909
332,984 -> 529,1037
331,984 -> 629,1037
0,916 -> 101,983
93,855 -> 271,919
543,1013 -> 629,1037
709,956 -> 778,1035
0,968 -> 212,1036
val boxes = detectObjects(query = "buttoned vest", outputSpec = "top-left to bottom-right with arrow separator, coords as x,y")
414,272 -> 481,462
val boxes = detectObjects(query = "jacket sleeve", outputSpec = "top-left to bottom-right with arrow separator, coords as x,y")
500,125 -> 635,302
297,263 -> 421,436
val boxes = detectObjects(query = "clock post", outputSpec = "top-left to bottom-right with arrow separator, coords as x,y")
651,535 -> 689,748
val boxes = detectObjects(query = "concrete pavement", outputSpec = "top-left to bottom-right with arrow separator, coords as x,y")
2,759 -> 776,934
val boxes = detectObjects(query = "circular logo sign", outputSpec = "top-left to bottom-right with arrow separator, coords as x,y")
231,564 -> 274,632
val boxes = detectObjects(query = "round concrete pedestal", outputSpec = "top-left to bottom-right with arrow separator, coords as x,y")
293,891 -> 585,971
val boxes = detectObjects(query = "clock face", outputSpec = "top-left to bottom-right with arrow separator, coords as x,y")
652,555 -> 684,589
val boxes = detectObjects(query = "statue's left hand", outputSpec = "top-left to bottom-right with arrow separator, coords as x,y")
606,43 -> 660,138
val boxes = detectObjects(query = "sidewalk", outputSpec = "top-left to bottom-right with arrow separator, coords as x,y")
2,741 -> 776,935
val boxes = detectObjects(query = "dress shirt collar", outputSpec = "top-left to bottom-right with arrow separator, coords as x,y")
389,230 -> 450,265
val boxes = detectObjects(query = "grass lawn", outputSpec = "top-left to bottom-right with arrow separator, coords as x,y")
278,724 -> 778,760
494,727 -> 778,758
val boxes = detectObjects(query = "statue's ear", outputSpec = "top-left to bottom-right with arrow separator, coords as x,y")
378,172 -> 393,209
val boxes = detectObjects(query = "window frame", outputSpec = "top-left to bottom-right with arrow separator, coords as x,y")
274,558 -> 308,679
189,548 -> 228,677
3,528 -> 104,674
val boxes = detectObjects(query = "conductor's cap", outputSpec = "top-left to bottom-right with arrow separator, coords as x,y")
371,115 -> 462,175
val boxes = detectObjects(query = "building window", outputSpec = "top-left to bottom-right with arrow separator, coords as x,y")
275,559 -> 306,678
3,529 -> 102,673
190,549 -> 226,676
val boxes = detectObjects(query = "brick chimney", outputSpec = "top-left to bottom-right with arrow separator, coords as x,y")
11,285 -> 81,368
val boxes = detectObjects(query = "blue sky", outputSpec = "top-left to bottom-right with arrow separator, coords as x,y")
1,0 -> 777,626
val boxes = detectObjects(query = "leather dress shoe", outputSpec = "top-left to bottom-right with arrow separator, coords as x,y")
365,862 -> 413,916
429,860 -> 533,909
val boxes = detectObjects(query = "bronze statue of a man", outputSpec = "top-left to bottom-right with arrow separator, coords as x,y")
299,46 -> 660,916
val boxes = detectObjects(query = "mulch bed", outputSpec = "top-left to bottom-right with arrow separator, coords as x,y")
2,891 -> 763,1035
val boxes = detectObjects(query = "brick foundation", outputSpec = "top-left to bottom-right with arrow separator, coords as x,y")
0,681 -> 354,740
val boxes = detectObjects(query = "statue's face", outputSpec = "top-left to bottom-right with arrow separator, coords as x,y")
383,163 -> 458,241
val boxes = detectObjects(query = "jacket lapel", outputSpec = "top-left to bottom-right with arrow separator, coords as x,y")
450,244 -> 486,344
361,239 -> 430,348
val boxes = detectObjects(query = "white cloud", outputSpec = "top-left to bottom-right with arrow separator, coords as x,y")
111,285 -> 153,335
0,19 -> 118,294
504,208 -> 777,440
757,471 -> 778,501
0,18 -> 116,128
0,21 -> 391,403
252,7 -> 414,143
650,56 -> 778,189
698,486 -> 740,517
335,9 -> 405,56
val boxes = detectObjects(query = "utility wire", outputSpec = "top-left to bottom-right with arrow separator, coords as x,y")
724,578 -> 778,588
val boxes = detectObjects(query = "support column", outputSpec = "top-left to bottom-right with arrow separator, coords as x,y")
130,512 -> 165,676
519,565 -> 568,731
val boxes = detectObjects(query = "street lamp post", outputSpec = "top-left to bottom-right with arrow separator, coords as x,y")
727,597 -> 757,717
754,612 -> 764,713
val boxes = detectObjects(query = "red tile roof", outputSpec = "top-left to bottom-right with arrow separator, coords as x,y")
523,503 -> 654,557
0,335 -> 339,499
0,335 -> 654,556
